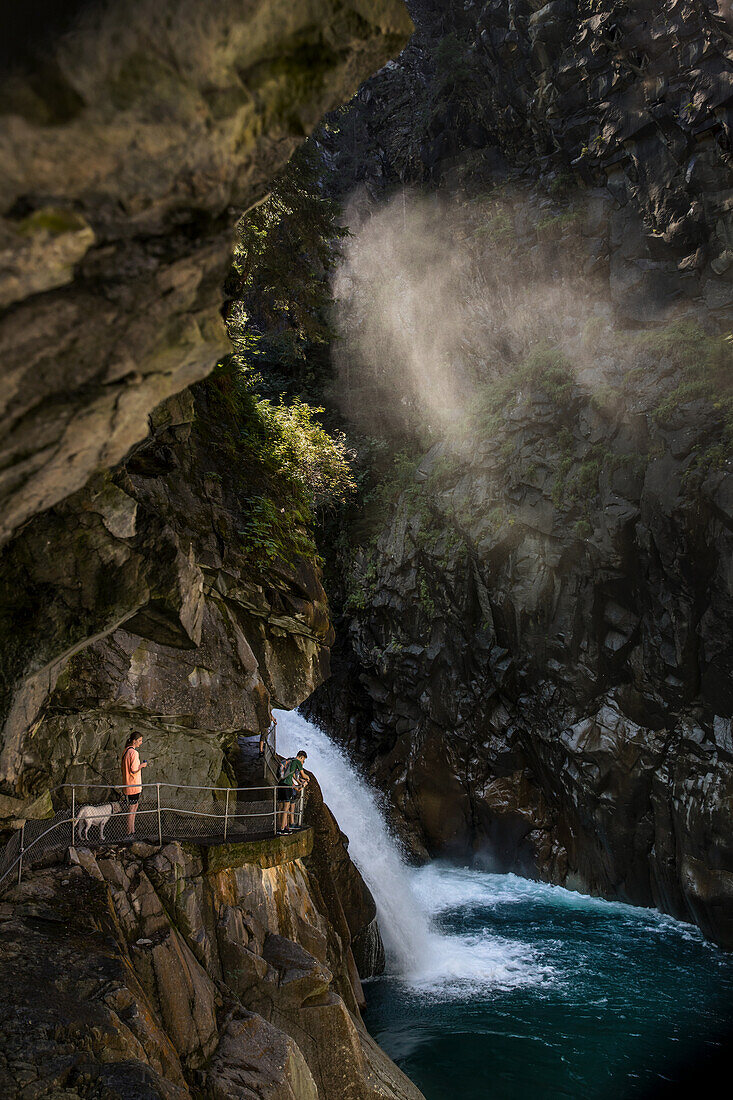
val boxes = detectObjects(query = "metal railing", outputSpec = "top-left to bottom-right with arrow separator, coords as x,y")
263,723 -> 281,786
262,728 -> 306,830
0,779 -> 305,893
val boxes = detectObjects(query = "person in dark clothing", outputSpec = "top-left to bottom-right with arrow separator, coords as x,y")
278,751 -> 309,833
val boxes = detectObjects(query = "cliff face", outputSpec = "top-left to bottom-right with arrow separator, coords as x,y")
0,828 -> 420,1100
0,377 -> 338,802
0,0 -> 413,805
0,0 -> 413,547
314,326 -> 733,947
304,0 -> 733,948
328,0 -> 733,323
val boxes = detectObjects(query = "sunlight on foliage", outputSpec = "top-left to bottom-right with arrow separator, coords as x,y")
256,395 -> 355,507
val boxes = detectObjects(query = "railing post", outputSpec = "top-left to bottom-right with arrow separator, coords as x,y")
224,788 -> 230,842
273,786 -> 277,837
17,822 -> 25,886
156,783 -> 162,846
71,788 -> 75,846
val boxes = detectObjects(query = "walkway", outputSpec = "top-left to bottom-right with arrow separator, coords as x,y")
0,729 -> 302,892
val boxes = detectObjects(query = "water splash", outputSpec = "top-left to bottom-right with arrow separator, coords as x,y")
274,709 -> 554,995
274,708 -> 432,972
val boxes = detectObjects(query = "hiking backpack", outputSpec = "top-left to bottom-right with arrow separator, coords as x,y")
277,757 -> 293,781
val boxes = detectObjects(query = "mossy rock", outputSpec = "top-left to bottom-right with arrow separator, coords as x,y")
17,206 -> 90,237
201,828 -> 313,873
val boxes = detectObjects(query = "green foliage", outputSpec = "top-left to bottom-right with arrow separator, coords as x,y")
551,455 -> 574,507
237,496 -> 316,565
643,323 -> 733,425
535,210 -> 581,240
227,141 -> 347,383
472,201 -> 514,246
635,323 -> 733,480
256,396 -> 355,508
343,555 -> 378,613
552,434 -> 647,527
425,452 -> 463,488
429,33 -> 485,120
199,360 -> 354,574
589,383 -> 622,411
357,450 -> 421,540
634,320 -> 727,367
548,172 -> 575,199
581,315 -> 607,350
418,570 -> 436,618
212,141 -> 360,575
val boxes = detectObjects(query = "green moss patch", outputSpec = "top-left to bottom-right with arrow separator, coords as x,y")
466,344 -> 574,440
17,207 -> 89,237
202,828 -> 313,873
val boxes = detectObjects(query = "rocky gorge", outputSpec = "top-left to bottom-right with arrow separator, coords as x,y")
300,0 -> 733,951
3,0 -> 733,1095
0,1 -> 420,1097
0,815 -> 417,1100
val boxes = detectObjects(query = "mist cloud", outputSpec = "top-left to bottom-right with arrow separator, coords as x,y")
331,188 -> 617,443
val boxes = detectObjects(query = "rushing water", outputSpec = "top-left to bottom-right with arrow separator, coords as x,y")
275,710 -> 733,1099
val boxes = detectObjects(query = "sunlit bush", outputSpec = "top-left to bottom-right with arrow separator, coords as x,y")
256,395 -> 355,507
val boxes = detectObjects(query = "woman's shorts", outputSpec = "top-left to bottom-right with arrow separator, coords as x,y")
126,792 -> 140,805
279,787 -> 297,803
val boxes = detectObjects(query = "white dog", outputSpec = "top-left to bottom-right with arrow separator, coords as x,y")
74,800 -> 123,842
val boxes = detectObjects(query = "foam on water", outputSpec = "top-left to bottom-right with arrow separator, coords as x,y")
274,717 -> 733,1097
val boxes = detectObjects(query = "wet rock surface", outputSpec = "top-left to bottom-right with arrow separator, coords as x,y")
0,837 -> 421,1099
305,0 -> 733,948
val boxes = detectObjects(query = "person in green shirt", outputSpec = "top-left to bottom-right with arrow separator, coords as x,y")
278,750 -> 309,834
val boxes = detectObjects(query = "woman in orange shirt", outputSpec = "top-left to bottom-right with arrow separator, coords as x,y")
121,733 -> 147,837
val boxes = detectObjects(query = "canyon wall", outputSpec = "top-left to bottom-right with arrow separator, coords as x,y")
305,0 -> 733,948
0,0 -> 412,807
0,4 -> 417,1092
0,824 -> 419,1099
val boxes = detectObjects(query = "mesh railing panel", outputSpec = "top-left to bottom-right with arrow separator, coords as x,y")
0,783 -> 303,892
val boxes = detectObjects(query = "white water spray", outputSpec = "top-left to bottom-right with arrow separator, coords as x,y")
275,709 -> 556,995
274,708 -> 432,972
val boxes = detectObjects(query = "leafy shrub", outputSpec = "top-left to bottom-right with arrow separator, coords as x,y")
644,323 -> 733,427
237,496 -> 316,564
227,140 -> 347,384
198,360 -> 354,572
256,396 -> 355,508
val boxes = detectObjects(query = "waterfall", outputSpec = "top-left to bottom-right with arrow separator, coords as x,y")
274,708 -> 433,972
274,709 -> 556,996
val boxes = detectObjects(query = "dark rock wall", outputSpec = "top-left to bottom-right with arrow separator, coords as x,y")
328,0 -> 733,323
0,0 -> 413,800
0,834 -> 418,1099
305,0 -> 733,948
1,382 -> 336,799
